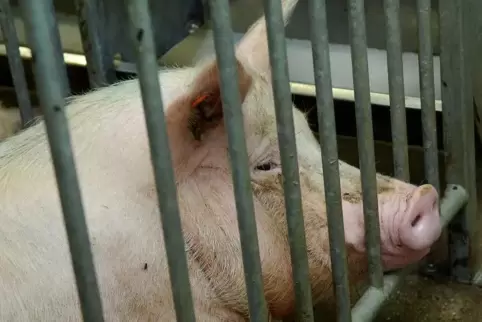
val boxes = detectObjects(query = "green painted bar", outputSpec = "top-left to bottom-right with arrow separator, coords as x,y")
307,0 -> 352,321
439,0 -> 477,283
0,0 -> 35,126
18,0 -> 104,320
416,0 -> 440,192
262,0 -> 314,320
207,0 -> 269,320
20,0 -> 70,97
125,1 -> 196,321
346,0 -> 384,289
74,0 -> 116,88
383,0 -> 410,182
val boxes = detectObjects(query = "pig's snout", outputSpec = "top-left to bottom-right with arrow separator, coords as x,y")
399,184 -> 441,251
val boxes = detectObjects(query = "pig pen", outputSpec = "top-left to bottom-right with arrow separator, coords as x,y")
0,0 -> 480,321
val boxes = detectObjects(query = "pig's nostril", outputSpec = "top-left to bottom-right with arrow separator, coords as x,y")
411,214 -> 422,227
398,184 -> 442,251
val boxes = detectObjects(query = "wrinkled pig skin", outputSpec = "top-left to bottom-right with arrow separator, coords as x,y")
0,0 -> 441,321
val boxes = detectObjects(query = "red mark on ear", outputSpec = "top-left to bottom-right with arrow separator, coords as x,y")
191,91 -> 222,112
191,94 -> 210,109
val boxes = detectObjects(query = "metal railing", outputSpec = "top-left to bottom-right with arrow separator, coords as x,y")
1,0 -> 477,321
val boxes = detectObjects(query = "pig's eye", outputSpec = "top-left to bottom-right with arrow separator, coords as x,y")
255,162 -> 278,171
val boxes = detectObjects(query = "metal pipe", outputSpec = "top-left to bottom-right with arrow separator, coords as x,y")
18,0 -> 104,320
308,0 -> 351,321
20,0 -> 70,97
383,0 -> 410,182
0,0 -> 34,127
439,0 -> 477,283
74,0 -> 116,87
262,0 -> 314,320
416,0 -> 440,192
347,0 -> 384,289
207,0 -> 269,320
125,1 -> 196,321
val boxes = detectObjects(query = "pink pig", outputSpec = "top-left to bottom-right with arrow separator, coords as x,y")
0,0 -> 441,320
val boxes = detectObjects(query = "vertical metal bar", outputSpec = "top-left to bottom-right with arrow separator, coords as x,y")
382,0 -> 410,182
262,0 -> 314,320
308,0 -> 352,321
0,0 -> 34,127
74,0 -> 117,88
207,1 -> 269,321
416,0 -> 446,273
439,0 -> 477,283
125,1 -> 196,321
347,0 -> 384,288
416,0 -> 440,192
18,0 -> 104,321
465,0 -> 482,282
21,0 -> 70,97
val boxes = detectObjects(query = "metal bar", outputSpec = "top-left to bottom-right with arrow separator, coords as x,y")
262,0 -> 314,320
347,0 -> 384,288
74,0 -> 117,88
439,0 -> 477,283
382,0 -> 410,182
463,0 -> 480,284
308,0 -> 351,321
18,0 -> 104,320
125,1 -> 196,321
0,0 -> 34,127
208,0 -> 269,320
21,0 -> 70,97
416,0 -> 440,192
351,184 -> 469,322
415,0 -> 446,274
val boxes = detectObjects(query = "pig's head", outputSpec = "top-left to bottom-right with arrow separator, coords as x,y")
162,0 -> 441,316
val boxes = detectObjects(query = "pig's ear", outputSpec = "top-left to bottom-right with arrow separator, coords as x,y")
165,57 -> 252,148
235,0 -> 299,76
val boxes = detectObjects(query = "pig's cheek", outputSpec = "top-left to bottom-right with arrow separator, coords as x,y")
341,201 -> 365,252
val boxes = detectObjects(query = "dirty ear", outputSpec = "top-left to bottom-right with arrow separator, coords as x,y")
165,57 -> 253,158
235,0 -> 300,75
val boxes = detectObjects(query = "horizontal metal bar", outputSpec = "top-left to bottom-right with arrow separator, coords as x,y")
0,42 -> 444,112
208,0 -> 269,320
158,27 -> 444,111
125,1 -> 196,321
18,0 -> 104,320
0,0 -> 35,127
263,0 -> 314,320
351,184 -> 469,322
347,0 -> 383,289
383,0 -> 410,182
308,0 -> 352,320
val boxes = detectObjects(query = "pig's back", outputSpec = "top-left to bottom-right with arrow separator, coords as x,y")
0,66 -> 235,321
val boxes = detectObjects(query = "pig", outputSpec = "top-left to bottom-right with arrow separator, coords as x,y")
0,0 -> 442,320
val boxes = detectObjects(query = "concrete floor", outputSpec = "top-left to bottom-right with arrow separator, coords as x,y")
375,275 -> 482,321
